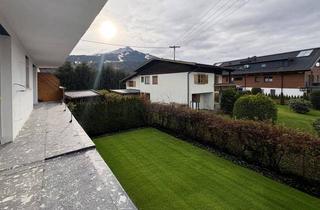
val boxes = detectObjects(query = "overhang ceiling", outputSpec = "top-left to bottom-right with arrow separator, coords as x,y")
0,0 -> 108,67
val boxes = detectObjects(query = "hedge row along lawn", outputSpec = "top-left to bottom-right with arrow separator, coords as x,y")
94,128 -> 320,210
277,105 -> 320,135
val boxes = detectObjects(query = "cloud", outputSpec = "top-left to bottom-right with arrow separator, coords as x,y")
71,0 -> 320,64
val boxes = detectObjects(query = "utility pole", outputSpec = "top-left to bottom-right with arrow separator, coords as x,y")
169,45 -> 180,60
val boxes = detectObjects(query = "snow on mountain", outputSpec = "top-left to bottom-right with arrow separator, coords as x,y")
67,47 -> 156,72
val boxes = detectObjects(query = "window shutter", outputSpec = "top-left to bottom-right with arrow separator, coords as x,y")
194,75 -> 199,84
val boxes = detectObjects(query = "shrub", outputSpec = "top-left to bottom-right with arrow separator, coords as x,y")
288,99 -> 312,114
233,94 -> 277,123
220,88 -> 239,115
251,87 -> 263,95
146,103 -> 320,183
313,119 -> 320,136
311,91 -> 320,110
70,93 -> 146,136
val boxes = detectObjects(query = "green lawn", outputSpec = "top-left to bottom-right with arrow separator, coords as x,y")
94,128 -> 320,210
277,105 -> 320,134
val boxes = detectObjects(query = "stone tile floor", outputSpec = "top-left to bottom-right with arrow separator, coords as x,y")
0,103 -> 136,210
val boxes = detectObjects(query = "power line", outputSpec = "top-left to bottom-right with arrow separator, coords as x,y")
178,0 -> 239,45
80,39 -> 169,49
183,0 -> 249,44
176,0 -> 224,44
180,0 -> 241,44
81,39 -> 180,60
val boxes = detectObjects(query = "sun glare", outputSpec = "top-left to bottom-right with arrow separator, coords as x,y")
100,21 -> 117,39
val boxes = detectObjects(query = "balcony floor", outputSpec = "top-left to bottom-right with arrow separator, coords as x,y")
0,102 -> 136,209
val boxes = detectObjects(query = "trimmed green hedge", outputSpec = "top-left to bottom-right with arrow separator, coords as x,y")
221,88 -> 239,114
251,87 -> 263,95
311,91 -> 320,110
233,94 -> 277,123
70,93 -> 146,136
288,99 -> 312,114
146,103 -> 320,183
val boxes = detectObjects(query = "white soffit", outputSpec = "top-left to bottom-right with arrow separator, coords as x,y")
0,0 -> 108,67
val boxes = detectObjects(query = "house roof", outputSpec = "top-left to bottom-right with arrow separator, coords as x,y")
122,58 -> 234,82
217,47 -> 320,75
111,89 -> 140,95
65,90 -> 100,99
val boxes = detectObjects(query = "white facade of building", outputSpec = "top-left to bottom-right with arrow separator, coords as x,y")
243,87 -> 304,97
126,72 -> 216,110
0,0 -> 107,144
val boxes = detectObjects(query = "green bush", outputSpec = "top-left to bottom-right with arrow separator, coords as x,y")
310,91 -> 320,110
233,94 -> 277,123
251,87 -> 263,95
313,119 -> 320,136
221,88 -> 239,115
147,103 -> 320,183
288,99 -> 312,114
70,93 -> 146,136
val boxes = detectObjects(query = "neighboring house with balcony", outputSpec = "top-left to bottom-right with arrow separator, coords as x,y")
122,58 -> 233,110
0,1 -> 136,209
217,48 -> 320,96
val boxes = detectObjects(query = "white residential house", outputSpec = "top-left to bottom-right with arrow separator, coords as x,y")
0,0 -> 107,144
122,59 -> 233,110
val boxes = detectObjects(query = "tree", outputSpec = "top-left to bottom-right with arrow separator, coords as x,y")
56,62 -> 128,91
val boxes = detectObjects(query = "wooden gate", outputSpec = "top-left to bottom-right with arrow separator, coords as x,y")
38,73 -> 63,102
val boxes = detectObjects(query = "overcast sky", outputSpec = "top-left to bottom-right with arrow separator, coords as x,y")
71,0 -> 320,64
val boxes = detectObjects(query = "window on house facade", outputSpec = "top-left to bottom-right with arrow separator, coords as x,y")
25,56 -> 30,88
233,76 -> 243,81
270,89 -> 276,96
264,75 -> 273,83
255,76 -> 261,82
141,76 -> 144,83
145,76 -> 150,84
152,76 -> 158,85
128,80 -> 136,87
194,74 -> 208,84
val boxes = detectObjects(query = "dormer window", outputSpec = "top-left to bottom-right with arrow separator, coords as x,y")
261,63 -> 267,68
297,50 -> 313,57
316,62 -> 320,67
244,64 -> 250,69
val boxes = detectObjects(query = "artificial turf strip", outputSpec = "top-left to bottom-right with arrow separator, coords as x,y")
94,128 -> 320,210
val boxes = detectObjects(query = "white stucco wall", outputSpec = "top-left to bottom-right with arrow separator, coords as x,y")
128,72 -> 189,104
127,71 -> 216,109
11,35 -> 35,139
0,17 -> 35,143
244,87 -> 304,97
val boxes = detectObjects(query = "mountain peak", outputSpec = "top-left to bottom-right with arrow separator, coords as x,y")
111,46 -> 134,54
68,47 -> 156,73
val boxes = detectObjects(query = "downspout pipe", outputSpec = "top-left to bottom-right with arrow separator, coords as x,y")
187,71 -> 191,107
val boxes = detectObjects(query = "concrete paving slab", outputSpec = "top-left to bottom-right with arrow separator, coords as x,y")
0,102 -> 137,210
